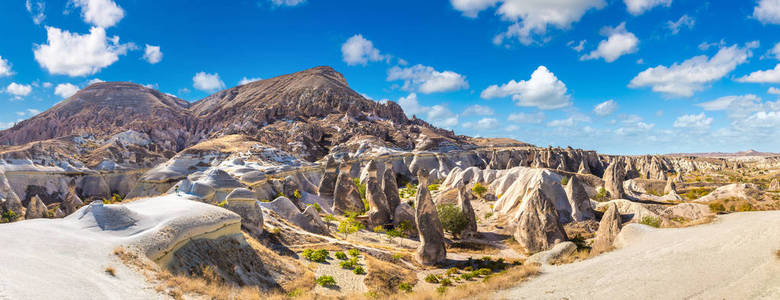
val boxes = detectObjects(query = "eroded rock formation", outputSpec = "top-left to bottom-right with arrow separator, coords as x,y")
414,171 -> 446,265
514,187 -> 568,254
591,202 -> 621,256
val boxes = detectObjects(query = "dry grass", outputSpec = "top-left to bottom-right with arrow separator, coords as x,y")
104,266 -> 116,277
363,255 -> 418,296
550,249 -> 591,265
400,263 -> 540,300
776,249 -> 780,259
447,241 -> 501,255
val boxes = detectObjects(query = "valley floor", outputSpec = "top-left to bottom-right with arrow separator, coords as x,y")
499,211 -> 780,299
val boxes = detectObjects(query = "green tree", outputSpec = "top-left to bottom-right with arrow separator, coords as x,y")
338,215 -> 364,240
471,182 -> 487,199
436,204 -> 469,238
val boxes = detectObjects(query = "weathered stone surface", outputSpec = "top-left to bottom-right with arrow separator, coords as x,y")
332,164 -> 364,214
664,175 -> 676,195
565,176 -> 594,221
291,205 -> 329,235
514,188 -> 568,254
382,164 -> 401,214
0,170 -> 24,217
458,187 -> 478,238
61,188 -> 84,215
578,160 -> 591,174
414,171 -> 446,265
25,195 -> 47,219
591,202 -> 621,256
225,188 -> 264,235
53,207 -> 66,218
365,161 -> 391,226
769,178 -> 779,191
393,202 -> 417,237
317,156 -> 338,197
603,161 -> 626,200
526,241 -> 576,265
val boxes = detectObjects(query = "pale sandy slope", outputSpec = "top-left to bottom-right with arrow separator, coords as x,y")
500,211 -> 780,299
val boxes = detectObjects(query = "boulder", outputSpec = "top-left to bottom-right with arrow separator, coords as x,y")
591,202 -> 621,256
61,188 -> 84,215
565,176 -> 594,221
332,164 -> 364,214
769,178 -> 779,191
393,202 -> 417,237
225,188 -> 263,235
513,187 -> 568,253
414,171 -> 446,265
382,164 -> 401,214
603,161 -> 626,200
457,187 -> 478,238
53,207 -> 66,218
317,156 -> 339,197
25,195 -> 48,219
526,241 -> 577,265
365,161 -> 391,226
664,176 -> 676,195
577,160 -> 591,175
291,205 -> 329,235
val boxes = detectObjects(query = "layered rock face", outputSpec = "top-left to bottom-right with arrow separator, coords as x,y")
332,164 -> 364,214
591,202 -> 621,256
514,188 -> 568,253
769,178 -> 779,191
603,161 -> 626,200
414,171 -> 446,265
225,188 -> 264,235
364,160 -> 391,226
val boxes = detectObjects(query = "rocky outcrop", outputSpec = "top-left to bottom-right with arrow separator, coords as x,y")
514,187 -> 568,253
591,202 -> 621,256
490,167 -> 576,224
526,241 -> 577,265
382,163 -> 401,214
414,171 -> 446,265
457,187 -> 478,238
769,178 -> 779,191
259,197 -> 328,234
332,164 -> 364,214
225,188 -> 264,235
25,195 -> 47,219
565,176 -> 594,221
577,160 -> 591,174
0,170 -> 23,217
603,161 -> 626,200
61,188 -> 84,215
365,161 -> 391,226
664,176 -> 676,195
317,156 -> 338,197
393,202 -> 417,237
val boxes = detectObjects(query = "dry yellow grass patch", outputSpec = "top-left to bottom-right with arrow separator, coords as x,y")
447,241 -> 501,255
402,263 -> 540,300
363,255 -> 418,296
104,266 -> 116,277
550,249 -> 590,265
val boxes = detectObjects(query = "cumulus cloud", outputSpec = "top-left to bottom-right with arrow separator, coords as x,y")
270,0 -> 306,6
143,44 -> 162,64
6,83 -> 33,99
34,26 -> 133,77
491,0 -> 606,45
17,109 -> 41,117
673,113 -> 713,130
667,15 -> 694,34
462,104 -> 494,116
0,56 -> 13,77
581,22 -> 638,63
25,0 -> 46,24
615,121 -> 654,135
567,40 -> 586,52
70,0 -> 125,28
462,118 -> 499,130
450,0 -> 499,18
396,93 -> 458,127
54,83 -> 79,98
629,44 -> 754,97
593,99 -> 618,116
547,112 -> 590,127
341,34 -> 389,66
753,0 -> 780,24
397,93 -> 428,117
769,87 -> 780,95
387,64 -> 468,94
625,0 -> 672,15
193,72 -> 225,92
507,111 -> 545,123
238,77 -> 262,85
481,66 -> 571,110
736,64 -> 780,83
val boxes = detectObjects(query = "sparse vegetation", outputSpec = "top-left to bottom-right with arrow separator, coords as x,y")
315,275 -> 337,287
302,249 -> 329,263
594,187 -> 609,202
684,187 -> 713,200
353,265 -> 365,275
339,257 -> 359,269
334,251 -> 348,260
306,202 -> 321,212
1,209 -> 17,223
424,274 -> 440,283
216,200 -> 227,207
292,189 -> 301,200
427,184 -> 440,191
398,282 -> 413,293
348,248 -> 360,257
399,183 -> 417,198
640,216 -> 662,228
104,266 -> 116,276
437,203 -> 470,238
373,225 -> 385,233
337,215 -> 364,240
484,212 -> 493,219
561,176 -> 569,186
471,182 -> 487,199
709,202 -> 726,213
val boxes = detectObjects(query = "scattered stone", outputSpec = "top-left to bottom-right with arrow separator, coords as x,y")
414,170 -> 446,265
526,241 -> 577,265
514,187 -> 568,254
591,202 -> 621,256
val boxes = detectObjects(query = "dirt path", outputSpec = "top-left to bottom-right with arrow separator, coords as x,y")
499,211 -> 780,299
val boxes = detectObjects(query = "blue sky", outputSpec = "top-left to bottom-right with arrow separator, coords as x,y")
2,0 -> 780,154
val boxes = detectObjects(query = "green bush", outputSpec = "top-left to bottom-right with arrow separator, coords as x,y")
708,202 -> 725,213
353,178 -> 367,201
302,249 -> 329,262
293,189 -> 302,200
640,216 -> 661,228
460,272 -> 475,280
736,202 -> 753,212
427,184 -> 440,191
337,216 -> 363,239
334,251 -> 348,260
424,274 -> 440,283
316,275 -> 337,287
594,187 -> 609,202
1,209 -> 17,222
339,259 -> 356,269
398,282 -> 413,293
306,202 -> 321,212
471,182 -> 487,198
437,204 -> 469,238
439,278 -> 453,286
348,248 -> 360,257
353,265 -> 365,275
561,176 -> 569,186
445,267 -> 459,276
373,225 -> 385,233
216,200 -> 227,207
476,268 -> 491,276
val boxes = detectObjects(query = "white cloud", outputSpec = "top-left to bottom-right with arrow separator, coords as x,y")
615,121 -> 654,135
88,78 -> 104,85
6,83 -> 33,99
736,64 -> 780,83
548,114 -> 590,127
673,113 -> 713,130
398,93 -> 428,117
490,0 -> 606,45
42,82 -> 53,88
753,0 -> 780,24
17,109 -> 41,117
270,0 -> 306,6
238,77 -> 262,85
629,44 -> 754,97
667,15 -> 694,34
696,94 -> 780,122
70,0 -> 124,28
462,118 -> 499,130
624,0 -> 672,15
54,83 -> 79,98
697,94 -> 761,111
769,87 -> 780,95
192,72 -> 225,92
567,40 -> 586,52
387,64 -> 468,94
341,34 -> 388,66
34,26 -> 132,77
507,111 -> 545,123
481,66 -> 571,110
143,44 -> 162,64
450,0 -> 499,18
581,22 -> 638,63
462,104 -> 494,116
25,0 -> 46,24
593,99 -> 618,116
0,56 -> 13,77
427,105 -> 459,128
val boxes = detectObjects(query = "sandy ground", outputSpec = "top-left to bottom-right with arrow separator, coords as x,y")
500,211 -> 780,299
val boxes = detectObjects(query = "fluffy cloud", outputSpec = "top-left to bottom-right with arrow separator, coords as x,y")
143,44 -> 162,64
673,113 -> 713,130
54,83 -> 79,98
397,93 -> 428,117
450,0 -> 499,18
615,121 -> 654,135
193,72 -> 225,92
547,112 -> 590,127
270,0 -> 306,6
769,87 -> 780,95
667,15 -> 694,34
753,0 -> 780,24
461,104 -> 494,116
71,0 -> 125,28
341,34 -> 388,66
238,77 -> 262,85
624,0 -> 672,15
462,118 -> 499,130
25,0 -> 46,24
697,94 -> 780,123
6,83 -> 32,99
396,93 -> 458,127
34,26 -> 133,77
387,64 -> 468,94
481,66 -> 571,110
581,22 -> 638,63
88,78 -> 104,85
629,44 -> 754,97
593,99 -> 618,116
736,64 -> 780,83
507,111 -> 545,123
0,56 -> 13,77
16,109 -> 41,117
491,0 -> 606,45
567,40 -> 586,52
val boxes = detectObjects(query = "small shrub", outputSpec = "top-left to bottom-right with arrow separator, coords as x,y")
348,248 -> 361,257
736,203 -> 753,212
1,209 -> 17,222
334,251 -> 348,260
594,187 -> 609,202
302,249 -> 329,262
216,200 -> 227,207
640,216 -> 661,228
484,212 -> 493,219
293,189 -> 302,200
316,275 -> 337,287
445,267 -> 459,276
373,225 -> 385,233
437,204 -> 469,238
353,265 -> 366,275
476,268 -> 492,276
472,182 -> 487,198
306,202 -> 322,212
353,178 -> 367,201
460,272 -> 475,280
709,202 -> 726,213
105,266 -> 116,276
561,176 -> 569,186
439,277 -> 453,286
424,274 -> 440,283
338,216 -> 364,240
391,253 -> 403,261
427,184 -> 440,191
463,266 -> 473,272
398,282 -> 413,293
340,259 -> 356,269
